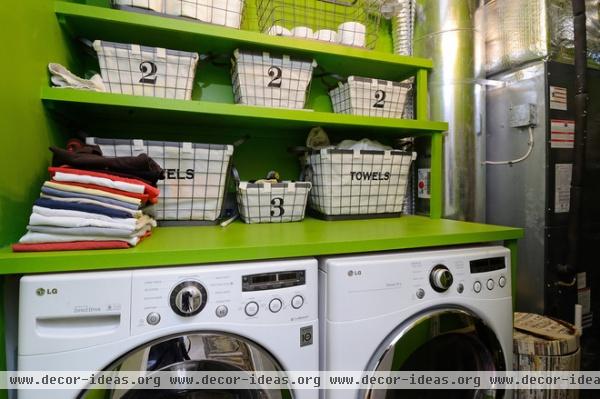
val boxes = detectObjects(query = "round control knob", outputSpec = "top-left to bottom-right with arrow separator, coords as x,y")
487,279 -> 495,290
170,281 -> 207,317
215,305 -> 228,318
429,265 -> 454,292
245,301 -> 259,317
146,312 -> 161,325
473,281 -> 482,293
498,276 -> 506,288
269,298 -> 283,313
291,295 -> 304,309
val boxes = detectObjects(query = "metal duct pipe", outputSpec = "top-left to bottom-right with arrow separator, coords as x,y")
413,0 -> 486,221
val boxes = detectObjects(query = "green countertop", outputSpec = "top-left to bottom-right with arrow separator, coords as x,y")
0,216 -> 523,275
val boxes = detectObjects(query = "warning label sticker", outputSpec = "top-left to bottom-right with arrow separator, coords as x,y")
551,119 -> 575,149
417,169 -> 430,199
555,163 -> 572,213
550,86 -> 568,110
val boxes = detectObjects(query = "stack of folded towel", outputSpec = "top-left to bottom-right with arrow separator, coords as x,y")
12,142 -> 164,252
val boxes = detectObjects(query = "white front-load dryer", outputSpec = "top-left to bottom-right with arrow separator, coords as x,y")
18,258 -> 318,399
319,246 -> 513,399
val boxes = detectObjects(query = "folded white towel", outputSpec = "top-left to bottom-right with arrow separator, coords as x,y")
32,206 -> 138,228
19,231 -> 140,246
29,212 -> 155,231
53,171 -> 146,194
49,63 -> 106,92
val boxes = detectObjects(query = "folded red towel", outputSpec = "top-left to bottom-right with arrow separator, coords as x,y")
49,180 -> 158,204
49,166 -> 160,197
12,241 -> 130,252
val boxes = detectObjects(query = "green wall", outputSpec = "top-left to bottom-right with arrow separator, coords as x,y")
0,0 -> 78,246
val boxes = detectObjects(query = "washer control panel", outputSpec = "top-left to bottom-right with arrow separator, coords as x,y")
130,259 -> 317,334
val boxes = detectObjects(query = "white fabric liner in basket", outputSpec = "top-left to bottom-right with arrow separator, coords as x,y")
231,50 -> 317,109
329,76 -> 411,118
87,137 -> 233,221
93,40 -> 199,100
306,148 -> 416,217
237,180 -> 312,223
112,0 -> 244,29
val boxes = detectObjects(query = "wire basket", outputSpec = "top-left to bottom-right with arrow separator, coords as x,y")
87,137 -> 234,223
231,49 -> 317,109
329,76 -> 411,118
256,0 -> 381,49
232,168 -> 311,223
303,148 -> 416,219
112,0 -> 244,29
93,40 -> 199,100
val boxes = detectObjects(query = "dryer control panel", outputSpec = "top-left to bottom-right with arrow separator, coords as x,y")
319,246 -> 511,322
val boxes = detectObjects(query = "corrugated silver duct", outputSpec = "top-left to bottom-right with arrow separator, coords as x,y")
413,0 -> 486,221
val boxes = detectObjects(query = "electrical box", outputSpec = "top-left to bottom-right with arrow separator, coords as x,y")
509,103 -> 537,128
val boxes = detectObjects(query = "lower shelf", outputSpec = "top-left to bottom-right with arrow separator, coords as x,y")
0,216 -> 522,275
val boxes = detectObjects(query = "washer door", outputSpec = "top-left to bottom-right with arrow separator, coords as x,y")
78,332 -> 293,399
361,307 -> 506,399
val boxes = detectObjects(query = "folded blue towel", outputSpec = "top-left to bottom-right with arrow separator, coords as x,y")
34,198 -> 132,219
41,186 -> 139,210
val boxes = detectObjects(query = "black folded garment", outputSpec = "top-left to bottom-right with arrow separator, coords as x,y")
50,145 -> 165,185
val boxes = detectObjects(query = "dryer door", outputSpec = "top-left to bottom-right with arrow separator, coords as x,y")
361,307 -> 506,399
78,332 -> 292,399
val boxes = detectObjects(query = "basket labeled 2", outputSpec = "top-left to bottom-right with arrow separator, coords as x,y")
231,50 -> 317,109
304,148 -> 415,219
88,138 -> 233,223
330,76 -> 411,118
256,0 -> 381,48
93,40 -> 199,100
111,0 -> 244,29
233,168 -> 311,223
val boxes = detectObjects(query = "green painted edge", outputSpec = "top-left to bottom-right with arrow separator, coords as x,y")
41,87 -> 449,133
0,219 -> 523,275
55,1 -> 434,71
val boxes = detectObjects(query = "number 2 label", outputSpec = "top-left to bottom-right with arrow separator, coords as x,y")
267,66 -> 282,88
139,61 -> 158,84
373,89 -> 386,108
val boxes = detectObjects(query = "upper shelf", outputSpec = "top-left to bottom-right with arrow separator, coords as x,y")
55,1 -> 431,81
41,87 -> 448,135
0,216 -> 523,275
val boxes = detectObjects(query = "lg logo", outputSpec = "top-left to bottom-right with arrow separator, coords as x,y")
36,288 -> 58,296
347,270 -> 362,277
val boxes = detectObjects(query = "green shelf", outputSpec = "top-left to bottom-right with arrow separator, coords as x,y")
41,87 -> 448,135
0,216 -> 522,275
55,1 -> 431,81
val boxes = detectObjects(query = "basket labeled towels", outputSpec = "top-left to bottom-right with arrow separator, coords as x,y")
296,137 -> 415,220
233,168 -> 311,224
93,40 -> 199,100
88,138 -> 234,223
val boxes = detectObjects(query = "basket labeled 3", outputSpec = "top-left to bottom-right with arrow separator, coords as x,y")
233,168 -> 311,223
256,0 -> 381,49
231,50 -> 317,109
93,40 -> 199,100
111,0 -> 244,29
330,76 -> 411,118
88,138 -> 233,222
304,148 -> 415,219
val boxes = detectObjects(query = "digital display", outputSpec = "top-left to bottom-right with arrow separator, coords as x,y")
242,270 -> 305,291
470,257 -> 506,274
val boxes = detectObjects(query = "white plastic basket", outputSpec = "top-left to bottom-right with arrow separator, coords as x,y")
93,40 -> 199,100
232,168 -> 311,223
231,50 -> 317,109
112,0 -> 244,29
87,137 -> 234,222
329,76 -> 411,118
304,148 -> 416,219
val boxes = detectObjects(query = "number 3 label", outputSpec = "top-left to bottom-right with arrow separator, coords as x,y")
270,197 -> 285,217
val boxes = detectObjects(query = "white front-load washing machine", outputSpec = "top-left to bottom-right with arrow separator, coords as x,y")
319,246 -> 513,399
18,258 -> 318,399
